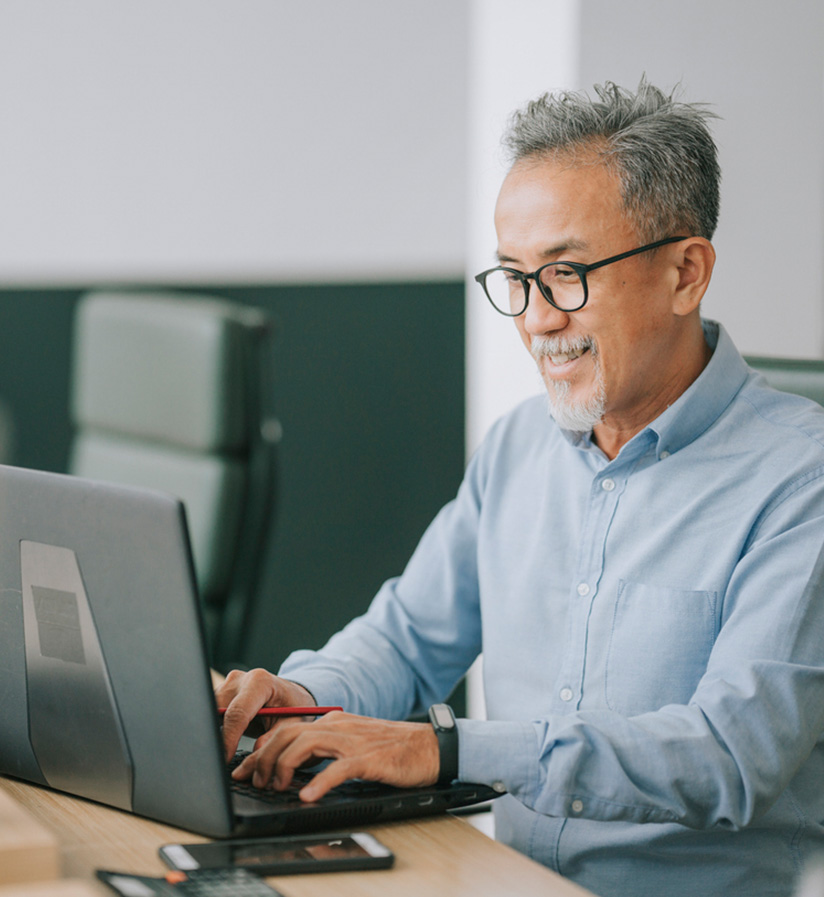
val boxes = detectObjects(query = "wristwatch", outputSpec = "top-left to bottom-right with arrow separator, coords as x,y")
428,703 -> 459,785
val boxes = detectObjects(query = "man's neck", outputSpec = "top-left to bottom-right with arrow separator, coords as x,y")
592,331 -> 713,461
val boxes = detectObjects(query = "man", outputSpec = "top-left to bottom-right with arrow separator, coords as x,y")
218,80 -> 824,897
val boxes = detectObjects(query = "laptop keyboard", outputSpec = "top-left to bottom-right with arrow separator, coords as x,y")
228,751 -> 386,805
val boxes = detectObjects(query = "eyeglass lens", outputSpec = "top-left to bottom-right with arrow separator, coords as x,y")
483,264 -> 585,316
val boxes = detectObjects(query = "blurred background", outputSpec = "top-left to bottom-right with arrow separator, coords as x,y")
0,0 -> 821,673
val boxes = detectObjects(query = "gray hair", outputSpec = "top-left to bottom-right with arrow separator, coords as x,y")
503,78 -> 721,242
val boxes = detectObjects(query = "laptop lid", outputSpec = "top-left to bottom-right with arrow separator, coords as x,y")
0,464 -> 497,838
0,463 -> 235,836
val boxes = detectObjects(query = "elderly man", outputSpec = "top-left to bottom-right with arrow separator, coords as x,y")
219,80 -> 824,897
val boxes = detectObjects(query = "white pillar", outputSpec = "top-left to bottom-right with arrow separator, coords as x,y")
466,0 -> 581,456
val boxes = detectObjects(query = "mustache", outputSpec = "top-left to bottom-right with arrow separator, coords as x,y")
530,335 -> 596,361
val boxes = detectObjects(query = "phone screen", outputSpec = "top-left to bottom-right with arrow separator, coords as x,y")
161,833 -> 394,875
230,836 -> 373,865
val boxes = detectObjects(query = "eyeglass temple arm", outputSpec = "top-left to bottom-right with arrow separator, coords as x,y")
583,236 -> 690,272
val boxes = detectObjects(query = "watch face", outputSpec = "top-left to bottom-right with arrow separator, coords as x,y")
431,705 -> 454,729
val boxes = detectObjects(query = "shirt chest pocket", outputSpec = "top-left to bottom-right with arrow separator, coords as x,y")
604,580 -> 719,716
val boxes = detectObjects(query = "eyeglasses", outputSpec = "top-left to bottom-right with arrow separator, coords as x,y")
474,236 -> 690,316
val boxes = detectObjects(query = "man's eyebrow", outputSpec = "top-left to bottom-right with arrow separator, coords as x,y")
495,240 -> 589,266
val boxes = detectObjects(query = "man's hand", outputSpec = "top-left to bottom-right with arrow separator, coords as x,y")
216,668 -> 317,761
231,712 -> 440,803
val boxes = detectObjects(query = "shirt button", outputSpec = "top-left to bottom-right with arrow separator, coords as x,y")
577,582 -> 590,597
601,478 -> 616,492
492,781 -> 507,793
571,799 -> 584,814
660,450 -> 671,460
559,687 -> 574,702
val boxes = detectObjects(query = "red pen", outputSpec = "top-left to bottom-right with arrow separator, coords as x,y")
217,706 -> 342,718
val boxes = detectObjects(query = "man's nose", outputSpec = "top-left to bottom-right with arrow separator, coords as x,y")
522,288 -> 570,335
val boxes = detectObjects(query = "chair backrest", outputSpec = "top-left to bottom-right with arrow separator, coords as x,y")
745,355 -> 824,408
69,291 -> 279,667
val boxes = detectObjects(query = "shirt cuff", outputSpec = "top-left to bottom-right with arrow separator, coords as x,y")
456,718 -> 539,794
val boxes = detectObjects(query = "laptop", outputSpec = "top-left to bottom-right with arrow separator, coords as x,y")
0,463 -> 497,838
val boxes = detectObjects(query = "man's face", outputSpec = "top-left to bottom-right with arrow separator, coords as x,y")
494,155 -> 689,445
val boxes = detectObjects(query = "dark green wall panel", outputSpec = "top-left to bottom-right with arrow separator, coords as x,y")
0,282 -> 465,675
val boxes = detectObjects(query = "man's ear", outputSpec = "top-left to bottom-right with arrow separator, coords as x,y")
672,237 -> 716,316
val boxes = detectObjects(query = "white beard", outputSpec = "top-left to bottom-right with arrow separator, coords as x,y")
531,335 -> 606,433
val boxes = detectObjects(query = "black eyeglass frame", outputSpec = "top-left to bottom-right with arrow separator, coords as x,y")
474,235 -> 690,316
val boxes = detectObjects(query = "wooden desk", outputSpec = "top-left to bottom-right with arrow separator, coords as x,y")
0,777 -> 592,897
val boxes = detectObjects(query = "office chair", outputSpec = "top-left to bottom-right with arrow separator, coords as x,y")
69,291 -> 279,669
745,355 -> 824,407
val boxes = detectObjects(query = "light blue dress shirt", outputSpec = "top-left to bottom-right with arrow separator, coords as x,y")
280,321 -> 824,897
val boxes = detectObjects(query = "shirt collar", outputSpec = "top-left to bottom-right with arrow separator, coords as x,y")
557,320 -> 750,458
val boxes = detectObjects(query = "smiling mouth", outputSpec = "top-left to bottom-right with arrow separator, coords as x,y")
547,346 -> 589,366
531,336 -> 594,368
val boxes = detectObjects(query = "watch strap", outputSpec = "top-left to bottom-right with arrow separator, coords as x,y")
428,703 -> 458,785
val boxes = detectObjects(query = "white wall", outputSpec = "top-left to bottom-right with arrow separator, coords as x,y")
0,0 -> 468,284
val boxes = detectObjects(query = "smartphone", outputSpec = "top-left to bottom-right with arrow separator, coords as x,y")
159,832 -> 394,876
